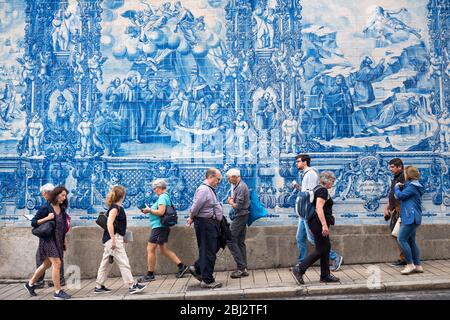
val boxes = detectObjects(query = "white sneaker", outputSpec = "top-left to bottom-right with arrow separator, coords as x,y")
414,265 -> 424,273
401,264 -> 416,275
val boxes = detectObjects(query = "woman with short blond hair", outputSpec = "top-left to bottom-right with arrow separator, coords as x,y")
394,166 -> 425,275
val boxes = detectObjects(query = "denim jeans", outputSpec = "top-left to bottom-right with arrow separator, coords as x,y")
296,216 -> 340,263
397,223 -> 421,265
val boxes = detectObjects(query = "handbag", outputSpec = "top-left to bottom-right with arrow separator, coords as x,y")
96,209 -> 118,231
391,217 -> 401,237
32,220 -> 55,238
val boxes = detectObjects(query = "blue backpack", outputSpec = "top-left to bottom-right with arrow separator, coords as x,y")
295,185 -> 322,221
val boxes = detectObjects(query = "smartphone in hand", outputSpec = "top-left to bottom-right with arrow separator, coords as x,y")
138,203 -> 147,211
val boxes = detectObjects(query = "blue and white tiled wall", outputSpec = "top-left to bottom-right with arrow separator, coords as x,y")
0,0 -> 448,226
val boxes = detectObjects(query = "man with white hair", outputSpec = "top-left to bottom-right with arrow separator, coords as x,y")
35,183 -> 65,288
225,168 -> 250,278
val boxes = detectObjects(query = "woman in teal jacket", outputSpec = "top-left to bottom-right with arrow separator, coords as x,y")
394,166 -> 425,275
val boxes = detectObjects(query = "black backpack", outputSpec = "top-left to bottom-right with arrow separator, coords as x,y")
161,204 -> 178,227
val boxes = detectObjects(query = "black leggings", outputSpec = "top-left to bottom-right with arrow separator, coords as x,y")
298,215 -> 331,278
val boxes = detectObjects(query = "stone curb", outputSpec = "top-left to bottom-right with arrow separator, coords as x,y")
3,278 -> 450,299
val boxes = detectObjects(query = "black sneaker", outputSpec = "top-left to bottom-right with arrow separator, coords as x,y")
129,283 -> 147,294
53,290 -> 71,300
138,274 -> 155,283
390,260 -> 407,267
292,265 -> 305,285
94,285 -> 112,294
176,264 -> 189,278
188,265 -> 202,282
320,274 -> 340,283
24,283 -> 37,297
34,280 -> 45,289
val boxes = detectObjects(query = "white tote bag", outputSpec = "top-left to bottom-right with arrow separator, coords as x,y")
391,218 -> 401,237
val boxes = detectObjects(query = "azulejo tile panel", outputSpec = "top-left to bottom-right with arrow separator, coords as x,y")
0,0 -> 448,226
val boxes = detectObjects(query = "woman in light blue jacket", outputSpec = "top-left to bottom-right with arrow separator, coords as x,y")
394,166 -> 425,275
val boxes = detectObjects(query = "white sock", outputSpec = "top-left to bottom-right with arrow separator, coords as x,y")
55,290 -> 60,294
28,281 -> 34,287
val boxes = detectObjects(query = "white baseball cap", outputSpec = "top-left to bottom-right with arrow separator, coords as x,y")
40,183 -> 55,193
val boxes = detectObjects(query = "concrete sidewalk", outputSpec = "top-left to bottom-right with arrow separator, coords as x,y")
1,260 -> 450,300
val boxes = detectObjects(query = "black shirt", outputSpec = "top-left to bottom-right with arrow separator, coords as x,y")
389,171 -> 405,210
102,204 -> 127,244
314,186 -> 334,217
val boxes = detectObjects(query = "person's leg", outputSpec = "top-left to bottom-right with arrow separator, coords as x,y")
60,258 -> 65,283
30,258 -> 52,285
238,216 -> 248,269
113,236 -> 135,286
96,241 -> 114,287
201,221 -> 219,284
315,231 -> 331,279
147,243 -> 157,272
297,218 -> 322,274
397,224 -> 414,264
193,219 -> 205,276
227,215 -> 247,270
48,257 -> 62,292
159,245 -> 181,265
408,225 -> 421,266
296,217 -> 307,263
36,250 -> 45,283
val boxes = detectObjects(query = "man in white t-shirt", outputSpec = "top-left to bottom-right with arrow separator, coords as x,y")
293,154 -> 343,271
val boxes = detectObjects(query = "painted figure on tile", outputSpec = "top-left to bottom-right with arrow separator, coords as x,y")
255,92 -> 278,131
253,4 -> 275,49
224,51 -> 239,79
281,109 -> 298,153
73,51 -> 85,83
105,77 -> 121,105
17,55 -> 35,82
38,52 -> 51,83
290,51 -> 305,78
309,75 -> 327,139
271,49 -> 288,80
93,106 -> 122,156
52,8 -> 72,51
48,75 -> 76,129
88,53 -> 107,84
363,6 -> 421,43
188,65 -> 212,126
368,94 -> 420,130
156,89 -> 184,134
77,112 -> 95,157
212,72 -> 224,101
150,78 -> 172,130
353,56 -> 385,105
234,112 -> 249,155
437,110 -> 450,152
114,71 -> 145,142
25,113 -> 44,157
54,94 -> 73,131
0,82 -> 15,125
178,91 -> 193,127
331,75 -> 354,138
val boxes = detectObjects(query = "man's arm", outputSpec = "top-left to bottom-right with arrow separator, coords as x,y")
190,187 -> 207,217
